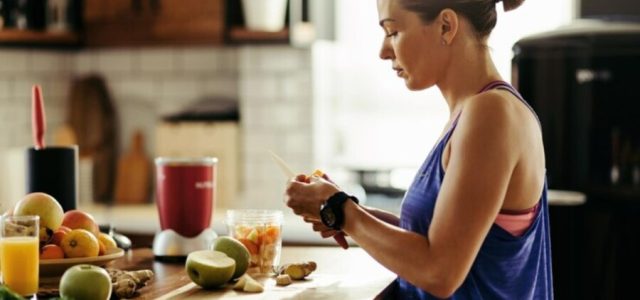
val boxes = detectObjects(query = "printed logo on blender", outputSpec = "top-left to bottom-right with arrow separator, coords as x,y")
195,181 -> 213,189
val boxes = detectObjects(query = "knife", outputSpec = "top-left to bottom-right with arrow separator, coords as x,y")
268,150 -> 297,178
267,150 -> 349,249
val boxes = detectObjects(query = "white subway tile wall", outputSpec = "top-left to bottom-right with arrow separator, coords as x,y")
0,46 -> 314,209
238,46 -> 314,209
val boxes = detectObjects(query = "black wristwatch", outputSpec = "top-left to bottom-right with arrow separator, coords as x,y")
320,191 -> 359,231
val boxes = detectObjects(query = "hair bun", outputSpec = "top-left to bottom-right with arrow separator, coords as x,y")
501,0 -> 525,12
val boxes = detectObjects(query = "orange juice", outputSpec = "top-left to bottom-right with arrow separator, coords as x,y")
0,236 -> 39,296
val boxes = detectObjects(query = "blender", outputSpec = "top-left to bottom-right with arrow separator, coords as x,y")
152,157 -> 218,260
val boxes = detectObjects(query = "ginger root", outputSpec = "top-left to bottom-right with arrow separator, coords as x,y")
275,261 -> 317,280
107,268 -> 154,299
275,274 -> 292,286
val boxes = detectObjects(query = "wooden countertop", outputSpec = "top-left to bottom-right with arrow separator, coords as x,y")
42,246 -> 396,299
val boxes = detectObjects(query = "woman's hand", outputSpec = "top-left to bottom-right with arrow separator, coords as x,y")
285,174 -> 340,220
302,216 -> 350,249
302,217 -> 342,237
285,174 -> 350,248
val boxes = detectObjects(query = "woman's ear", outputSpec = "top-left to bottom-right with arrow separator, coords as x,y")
439,9 -> 459,46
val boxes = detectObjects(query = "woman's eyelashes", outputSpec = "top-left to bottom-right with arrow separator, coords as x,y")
385,30 -> 398,38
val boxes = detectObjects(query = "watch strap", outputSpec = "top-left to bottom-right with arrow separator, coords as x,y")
321,191 -> 359,230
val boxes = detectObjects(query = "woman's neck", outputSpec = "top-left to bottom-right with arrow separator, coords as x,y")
437,43 -> 503,118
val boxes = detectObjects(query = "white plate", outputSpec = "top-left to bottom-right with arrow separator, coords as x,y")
39,248 -> 125,277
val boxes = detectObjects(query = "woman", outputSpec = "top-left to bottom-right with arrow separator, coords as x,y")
285,0 -> 552,299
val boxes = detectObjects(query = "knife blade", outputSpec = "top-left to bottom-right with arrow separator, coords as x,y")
268,150 -> 296,178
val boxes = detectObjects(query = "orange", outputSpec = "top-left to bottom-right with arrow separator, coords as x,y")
41,244 -> 65,259
97,233 -> 118,252
98,241 -> 106,256
51,226 -> 71,246
61,229 -> 100,258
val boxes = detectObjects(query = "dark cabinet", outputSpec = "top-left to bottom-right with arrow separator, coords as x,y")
0,0 -> 305,48
83,0 -> 225,47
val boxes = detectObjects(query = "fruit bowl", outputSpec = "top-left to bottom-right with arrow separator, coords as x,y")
39,248 -> 125,277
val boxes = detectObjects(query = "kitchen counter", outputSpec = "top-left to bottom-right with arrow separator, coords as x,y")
41,246 -> 396,299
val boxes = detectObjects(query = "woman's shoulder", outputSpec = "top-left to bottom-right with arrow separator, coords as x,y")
459,89 -> 521,130
451,88 -> 540,150
460,90 -> 514,127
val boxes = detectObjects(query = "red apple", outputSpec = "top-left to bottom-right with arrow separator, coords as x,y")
61,210 -> 99,237
51,226 -> 72,246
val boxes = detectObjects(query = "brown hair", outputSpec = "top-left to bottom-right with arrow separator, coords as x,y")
399,0 -> 525,38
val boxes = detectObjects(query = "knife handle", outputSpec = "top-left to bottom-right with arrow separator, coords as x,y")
32,85 -> 46,149
334,232 -> 349,249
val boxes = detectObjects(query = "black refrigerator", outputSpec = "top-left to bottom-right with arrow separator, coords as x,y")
513,21 -> 640,299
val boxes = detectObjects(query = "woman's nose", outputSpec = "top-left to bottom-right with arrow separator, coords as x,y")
379,38 -> 393,60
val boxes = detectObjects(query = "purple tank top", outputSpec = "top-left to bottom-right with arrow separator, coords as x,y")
392,81 -> 553,299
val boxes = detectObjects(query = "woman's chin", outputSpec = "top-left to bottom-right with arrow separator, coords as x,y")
405,79 -> 430,91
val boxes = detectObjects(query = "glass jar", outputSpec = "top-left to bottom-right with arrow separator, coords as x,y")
226,209 -> 283,274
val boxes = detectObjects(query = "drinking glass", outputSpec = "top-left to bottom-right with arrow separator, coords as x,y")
0,215 -> 40,296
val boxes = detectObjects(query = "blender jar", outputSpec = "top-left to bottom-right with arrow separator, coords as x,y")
226,209 -> 283,274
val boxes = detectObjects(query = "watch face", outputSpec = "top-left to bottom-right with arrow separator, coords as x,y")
321,208 -> 336,227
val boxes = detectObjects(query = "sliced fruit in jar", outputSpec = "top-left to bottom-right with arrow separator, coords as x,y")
237,238 -> 259,255
263,226 -> 280,244
246,228 -> 260,244
234,225 -> 252,239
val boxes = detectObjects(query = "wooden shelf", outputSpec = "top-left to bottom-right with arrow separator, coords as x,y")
227,26 -> 289,44
0,29 -> 81,47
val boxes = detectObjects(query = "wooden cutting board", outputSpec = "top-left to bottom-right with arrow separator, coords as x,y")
156,274 -> 394,300
154,247 -> 395,300
114,130 -> 151,204
67,75 -> 118,203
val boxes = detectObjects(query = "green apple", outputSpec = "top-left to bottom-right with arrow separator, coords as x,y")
13,192 -> 64,231
59,264 -> 112,300
233,274 -> 264,293
212,236 -> 251,279
243,274 -> 264,293
186,250 -> 236,289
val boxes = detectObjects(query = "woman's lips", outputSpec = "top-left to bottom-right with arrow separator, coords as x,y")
395,69 -> 404,77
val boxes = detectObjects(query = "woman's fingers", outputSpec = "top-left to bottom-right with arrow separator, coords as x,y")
294,174 -> 308,182
312,221 -> 330,232
303,216 -> 321,223
321,230 -> 339,238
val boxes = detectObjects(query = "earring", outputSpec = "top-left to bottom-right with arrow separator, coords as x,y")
441,39 -> 447,46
